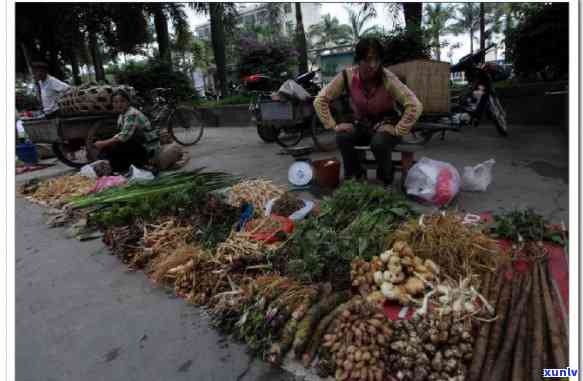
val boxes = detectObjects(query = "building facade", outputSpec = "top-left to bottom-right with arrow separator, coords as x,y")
195,3 -> 321,42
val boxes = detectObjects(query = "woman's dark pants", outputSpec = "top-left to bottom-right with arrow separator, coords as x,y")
336,128 -> 401,184
98,139 -> 149,173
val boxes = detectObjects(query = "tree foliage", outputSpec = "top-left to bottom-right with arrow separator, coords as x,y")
344,5 -> 379,43
381,27 -> 432,66
506,3 -> 568,80
308,14 -> 352,49
237,38 -> 298,79
113,59 -> 195,100
423,3 -> 456,61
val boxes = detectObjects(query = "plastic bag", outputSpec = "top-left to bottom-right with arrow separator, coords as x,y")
462,159 -> 495,192
128,165 -> 155,183
277,80 -> 310,102
88,176 -> 127,194
405,157 -> 461,207
80,160 -> 111,178
246,215 -> 294,244
80,164 -> 97,179
264,198 -> 315,221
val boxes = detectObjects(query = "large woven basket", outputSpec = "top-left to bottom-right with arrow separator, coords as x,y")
58,84 -> 135,116
387,60 -> 451,114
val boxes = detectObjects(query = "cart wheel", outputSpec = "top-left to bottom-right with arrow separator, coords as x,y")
256,123 -> 278,143
274,124 -> 304,148
52,141 -> 90,168
311,114 -> 337,152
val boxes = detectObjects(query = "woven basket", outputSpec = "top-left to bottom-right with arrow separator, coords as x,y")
387,60 -> 450,114
58,85 -> 135,116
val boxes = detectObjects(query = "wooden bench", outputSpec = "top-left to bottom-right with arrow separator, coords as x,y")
355,144 -> 423,189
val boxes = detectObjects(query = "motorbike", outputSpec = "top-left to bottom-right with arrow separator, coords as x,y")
411,44 -> 509,143
242,70 -> 321,143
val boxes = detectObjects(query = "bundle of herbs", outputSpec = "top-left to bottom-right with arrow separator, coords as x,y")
278,181 -> 416,287
318,180 -> 416,230
69,169 -> 237,227
488,208 -> 564,245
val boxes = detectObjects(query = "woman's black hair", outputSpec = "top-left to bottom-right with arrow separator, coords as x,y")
354,37 -> 384,64
112,89 -> 131,102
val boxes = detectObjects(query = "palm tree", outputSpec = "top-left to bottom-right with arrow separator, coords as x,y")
402,3 -> 423,32
295,3 -> 309,74
344,5 -> 379,42
423,3 -> 455,61
449,3 -> 480,54
308,14 -> 352,49
189,3 -> 238,97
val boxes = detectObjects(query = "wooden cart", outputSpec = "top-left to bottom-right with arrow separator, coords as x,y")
22,114 -> 119,168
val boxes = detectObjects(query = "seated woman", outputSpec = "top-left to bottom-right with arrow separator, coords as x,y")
313,38 -> 423,187
94,90 -> 160,173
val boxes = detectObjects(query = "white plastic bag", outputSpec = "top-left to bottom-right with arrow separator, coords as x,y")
128,165 -> 155,183
405,157 -> 461,207
462,159 -> 495,192
277,80 -> 310,102
265,198 -> 315,221
80,164 -> 97,179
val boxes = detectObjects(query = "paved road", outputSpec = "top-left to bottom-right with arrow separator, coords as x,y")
15,198 -> 295,381
16,122 -> 568,380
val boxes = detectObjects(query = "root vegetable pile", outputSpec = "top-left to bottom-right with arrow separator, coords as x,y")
271,192 -> 305,217
28,175 -> 95,207
226,179 -> 285,212
320,298 -> 393,381
468,246 -> 569,381
351,241 -> 438,306
387,312 -> 474,381
391,213 -> 504,282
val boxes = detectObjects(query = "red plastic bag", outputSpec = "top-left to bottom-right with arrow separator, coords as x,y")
245,215 -> 294,244
404,157 -> 461,207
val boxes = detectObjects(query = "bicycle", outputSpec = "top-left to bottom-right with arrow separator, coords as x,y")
136,88 -> 205,146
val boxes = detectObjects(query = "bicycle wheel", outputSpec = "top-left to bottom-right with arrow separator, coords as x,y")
274,124 -> 304,148
487,95 -> 508,136
311,114 -> 336,152
168,106 -> 205,146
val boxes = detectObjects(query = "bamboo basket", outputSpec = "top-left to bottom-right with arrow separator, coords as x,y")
387,59 -> 451,114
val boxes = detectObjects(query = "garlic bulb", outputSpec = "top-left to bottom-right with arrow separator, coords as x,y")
383,270 -> 392,282
381,282 -> 393,298
373,271 -> 384,285
380,251 -> 391,263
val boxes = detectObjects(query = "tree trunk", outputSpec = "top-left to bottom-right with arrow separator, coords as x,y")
295,3 -> 309,74
469,29 -> 474,55
402,3 -> 423,31
153,5 -> 171,65
435,35 -> 441,61
480,3 -> 486,62
88,30 -> 105,82
19,41 -> 34,80
70,51 -> 81,85
209,3 -> 227,97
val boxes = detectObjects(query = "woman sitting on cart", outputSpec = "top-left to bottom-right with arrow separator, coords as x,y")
93,89 -> 160,173
313,38 -> 423,187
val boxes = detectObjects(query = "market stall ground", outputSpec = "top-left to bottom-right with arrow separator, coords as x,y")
15,121 -> 568,381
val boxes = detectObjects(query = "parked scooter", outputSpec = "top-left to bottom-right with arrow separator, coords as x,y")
243,70 -> 321,142
411,44 -> 508,143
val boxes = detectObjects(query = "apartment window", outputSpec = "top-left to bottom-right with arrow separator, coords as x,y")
283,3 -> 292,14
